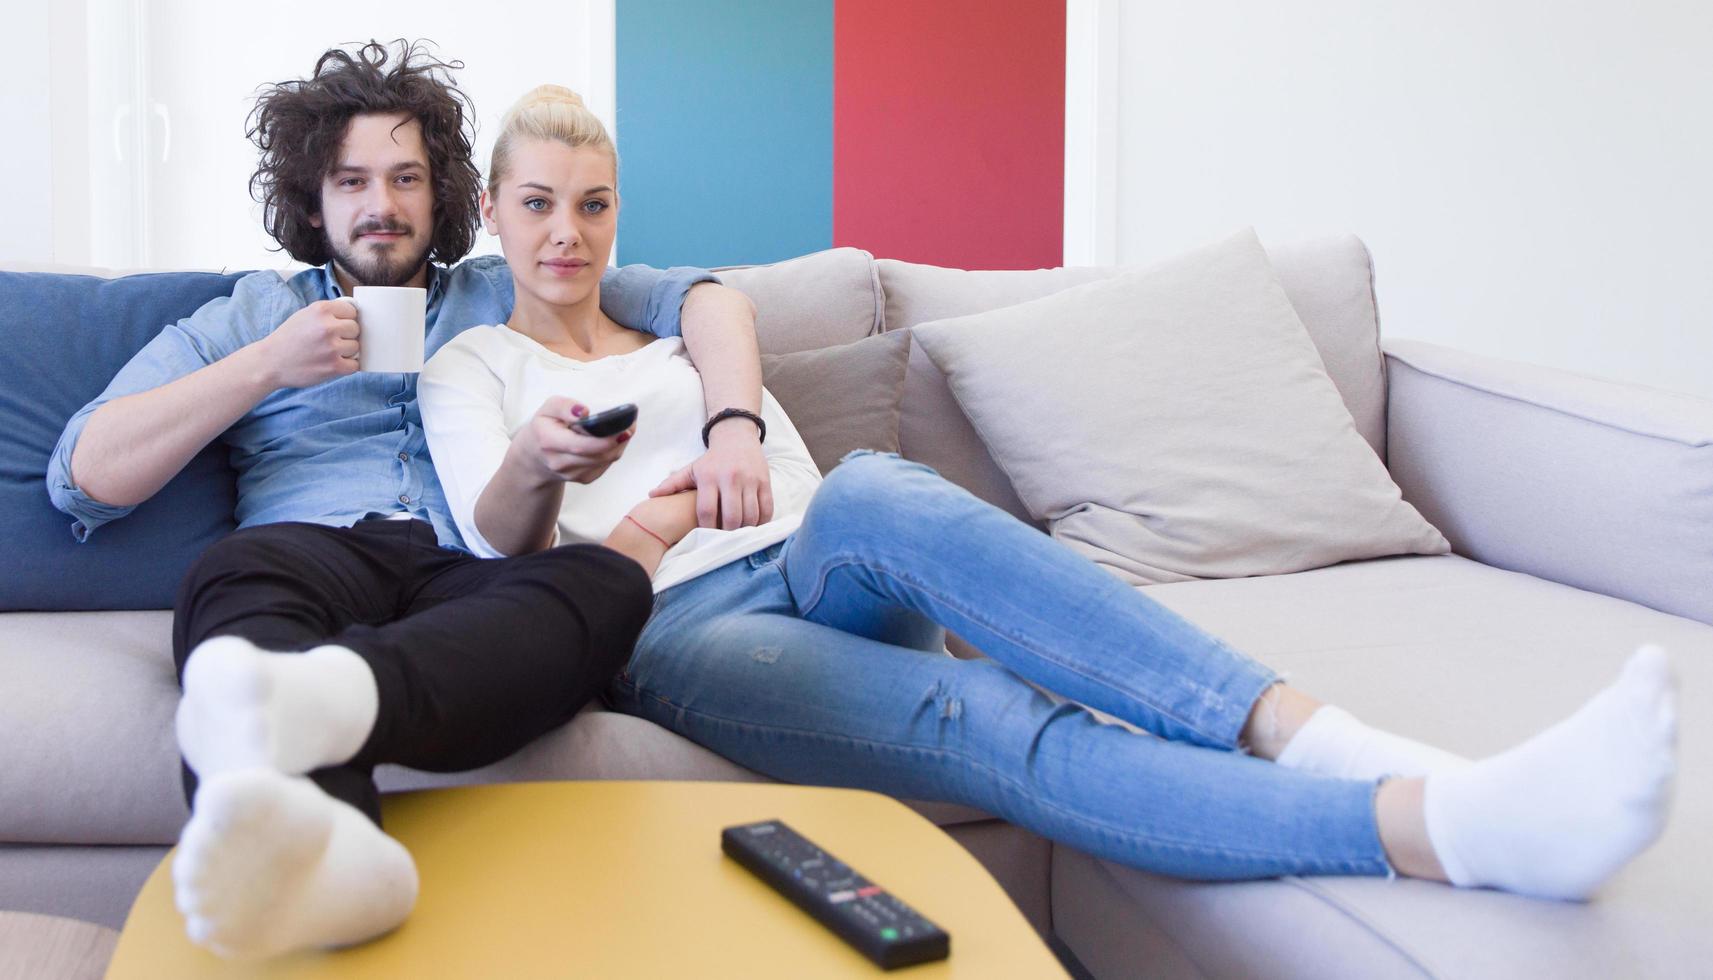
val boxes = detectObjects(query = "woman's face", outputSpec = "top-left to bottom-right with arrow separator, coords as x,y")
483,138 -> 618,308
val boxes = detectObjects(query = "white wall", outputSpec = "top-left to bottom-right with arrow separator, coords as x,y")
1109,1 -> 1713,400
0,7 -> 55,262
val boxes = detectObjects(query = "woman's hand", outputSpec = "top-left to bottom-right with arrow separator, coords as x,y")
509,395 -> 633,486
604,491 -> 699,577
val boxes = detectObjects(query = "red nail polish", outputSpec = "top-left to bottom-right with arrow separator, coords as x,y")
617,432 -> 631,443
572,405 -> 588,418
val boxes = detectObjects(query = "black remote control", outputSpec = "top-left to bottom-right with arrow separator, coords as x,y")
722,819 -> 950,970
572,402 -> 637,438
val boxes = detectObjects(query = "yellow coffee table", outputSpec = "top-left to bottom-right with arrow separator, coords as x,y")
107,781 -> 1067,978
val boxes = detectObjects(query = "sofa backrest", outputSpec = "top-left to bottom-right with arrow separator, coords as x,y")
713,248 -> 885,355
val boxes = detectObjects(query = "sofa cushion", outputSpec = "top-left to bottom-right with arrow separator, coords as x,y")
1053,553 -> 1713,979
0,271 -> 246,611
0,611 -> 185,843
883,235 -> 1387,520
714,247 -> 884,355
760,330 -> 912,474
912,229 -> 1446,587
881,233 -> 1388,454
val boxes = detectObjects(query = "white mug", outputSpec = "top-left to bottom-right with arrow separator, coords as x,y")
351,286 -> 427,373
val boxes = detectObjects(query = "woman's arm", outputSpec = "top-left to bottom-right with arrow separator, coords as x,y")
603,490 -> 700,576
419,341 -> 631,558
473,398 -> 634,556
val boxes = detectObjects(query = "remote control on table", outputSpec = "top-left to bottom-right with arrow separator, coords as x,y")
722,819 -> 950,970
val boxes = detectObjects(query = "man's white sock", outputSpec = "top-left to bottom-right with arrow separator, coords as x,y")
1423,645 -> 1677,901
177,635 -> 379,778
1275,704 -> 1471,780
173,768 -> 418,958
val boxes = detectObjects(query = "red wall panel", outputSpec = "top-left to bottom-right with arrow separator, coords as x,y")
834,0 -> 1066,270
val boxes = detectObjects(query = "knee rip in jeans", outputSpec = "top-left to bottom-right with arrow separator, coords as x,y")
837,449 -> 901,464
750,647 -> 782,665
923,680 -> 963,721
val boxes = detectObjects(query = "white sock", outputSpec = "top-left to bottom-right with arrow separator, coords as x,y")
1423,645 -> 1677,901
1275,705 -> 1471,780
173,768 -> 418,958
177,635 -> 379,779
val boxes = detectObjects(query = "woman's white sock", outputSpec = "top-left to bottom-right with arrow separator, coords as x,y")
1423,645 -> 1678,901
1275,704 -> 1470,780
173,769 -> 418,958
177,635 -> 379,778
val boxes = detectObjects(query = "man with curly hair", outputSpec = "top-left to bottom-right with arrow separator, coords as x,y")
46,40 -> 771,957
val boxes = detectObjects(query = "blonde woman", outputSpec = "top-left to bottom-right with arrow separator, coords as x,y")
420,83 -> 1677,939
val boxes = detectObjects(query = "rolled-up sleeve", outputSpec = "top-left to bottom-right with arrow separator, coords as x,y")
46,272 -> 285,540
598,264 -> 720,339
45,433 -> 135,541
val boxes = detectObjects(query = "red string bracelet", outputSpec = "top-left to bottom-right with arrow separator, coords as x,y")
624,514 -> 670,549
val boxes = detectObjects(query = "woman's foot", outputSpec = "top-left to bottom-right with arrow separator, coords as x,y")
173,769 -> 418,958
176,636 -> 378,778
1275,702 -> 1471,780
1403,645 -> 1677,900
1246,681 -> 1470,780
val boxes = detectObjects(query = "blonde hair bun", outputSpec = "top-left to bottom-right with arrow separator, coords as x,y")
510,84 -> 587,116
488,84 -> 617,192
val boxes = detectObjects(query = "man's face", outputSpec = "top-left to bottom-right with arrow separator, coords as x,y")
312,112 -> 435,289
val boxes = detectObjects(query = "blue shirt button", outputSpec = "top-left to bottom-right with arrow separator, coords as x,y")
398,494 -> 410,505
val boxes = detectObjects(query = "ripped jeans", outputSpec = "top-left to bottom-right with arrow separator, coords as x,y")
606,453 -> 1391,880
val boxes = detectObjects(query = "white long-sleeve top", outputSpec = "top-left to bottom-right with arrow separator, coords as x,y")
418,325 -> 822,592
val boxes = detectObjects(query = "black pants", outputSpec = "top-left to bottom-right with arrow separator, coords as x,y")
171,518 -> 653,824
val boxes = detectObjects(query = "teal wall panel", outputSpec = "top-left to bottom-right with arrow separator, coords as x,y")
616,0 -> 833,268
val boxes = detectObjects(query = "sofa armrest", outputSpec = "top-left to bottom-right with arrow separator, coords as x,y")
1384,339 -> 1713,625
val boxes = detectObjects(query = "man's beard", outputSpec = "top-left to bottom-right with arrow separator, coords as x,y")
327,225 -> 432,288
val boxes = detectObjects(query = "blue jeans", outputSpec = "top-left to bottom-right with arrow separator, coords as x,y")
607,453 -> 1390,880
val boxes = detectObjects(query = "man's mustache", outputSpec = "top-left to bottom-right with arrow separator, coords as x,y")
352,222 -> 413,238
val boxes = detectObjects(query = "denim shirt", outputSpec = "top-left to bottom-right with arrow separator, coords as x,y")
46,255 -> 717,552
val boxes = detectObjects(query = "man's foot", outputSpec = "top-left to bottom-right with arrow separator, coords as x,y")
173,769 -> 418,958
177,636 -> 378,778
1423,645 -> 1677,900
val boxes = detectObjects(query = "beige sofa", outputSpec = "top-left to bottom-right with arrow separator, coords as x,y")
3,239 -> 1709,978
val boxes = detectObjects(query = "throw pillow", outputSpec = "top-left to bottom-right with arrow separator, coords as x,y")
879,233 -> 1389,460
912,229 -> 1448,586
0,270 -> 247,610
761,330 -> 912,474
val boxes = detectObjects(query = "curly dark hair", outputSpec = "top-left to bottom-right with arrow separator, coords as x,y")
246,39 -> 481,267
